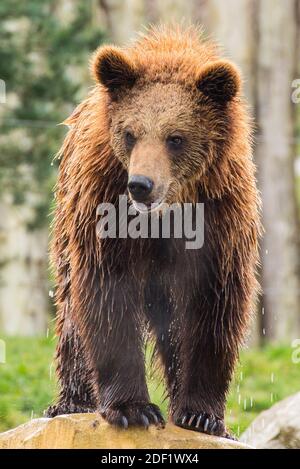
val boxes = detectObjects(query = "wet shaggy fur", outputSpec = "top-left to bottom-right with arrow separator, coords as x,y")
46,25 -> 261,438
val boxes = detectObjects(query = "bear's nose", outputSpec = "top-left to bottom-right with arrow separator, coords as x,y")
128,175 -> 154,202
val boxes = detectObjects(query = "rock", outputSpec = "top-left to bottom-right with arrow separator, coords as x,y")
0,414 -> 252,449
241,392 -> 300,449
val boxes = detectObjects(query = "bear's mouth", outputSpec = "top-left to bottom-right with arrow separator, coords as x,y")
132,197 -> 164,213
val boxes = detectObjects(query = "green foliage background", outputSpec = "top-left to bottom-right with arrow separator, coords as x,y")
0,0 -> 104,228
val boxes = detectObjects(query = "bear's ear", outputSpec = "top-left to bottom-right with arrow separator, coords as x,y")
196,60 -> 241,103
91,45 -> 138,92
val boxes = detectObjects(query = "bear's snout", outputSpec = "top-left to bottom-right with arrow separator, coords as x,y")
128,175 -> 154,202
128,141 -> 171,211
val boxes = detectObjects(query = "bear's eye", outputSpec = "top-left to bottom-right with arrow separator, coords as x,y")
125,131 -> 136,149
167,135 -> 183,150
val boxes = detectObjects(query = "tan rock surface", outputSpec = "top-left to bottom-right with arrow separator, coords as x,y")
0,413 -> 253,449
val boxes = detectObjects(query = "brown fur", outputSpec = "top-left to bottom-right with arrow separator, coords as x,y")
46,25 -> 261,438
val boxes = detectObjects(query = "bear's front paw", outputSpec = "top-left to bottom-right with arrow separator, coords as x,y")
45,402 -> 96,418
174,411 -> 233,439
100,402 -> 165,429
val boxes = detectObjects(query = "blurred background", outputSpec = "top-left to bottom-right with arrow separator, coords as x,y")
0,0 -> 299,437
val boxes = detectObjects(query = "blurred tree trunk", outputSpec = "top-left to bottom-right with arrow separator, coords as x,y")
97,0 -> 146,44
0,197 -> 49,336
200,0 -> 257,103
97,0 -> 199,43
255,0 -> 300,342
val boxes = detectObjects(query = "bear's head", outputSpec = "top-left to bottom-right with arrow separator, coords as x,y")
91,34 -> 242,212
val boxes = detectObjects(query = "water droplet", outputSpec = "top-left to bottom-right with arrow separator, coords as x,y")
49,362 -> 53,380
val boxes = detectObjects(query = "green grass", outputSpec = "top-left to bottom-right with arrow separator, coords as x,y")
0,335 -> 57,432
0,336 -> 299,437
227,344 -> 300,436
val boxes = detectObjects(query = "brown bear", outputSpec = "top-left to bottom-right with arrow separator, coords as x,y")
46,25 -> 260,438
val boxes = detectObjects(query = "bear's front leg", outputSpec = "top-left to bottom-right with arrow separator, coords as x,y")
171,342 -> 233,438
170,292 -> 242,439
96,318 -> 164,429
171,340 -> 235,438
74,265 -> 164,430
45,316 -> 98,418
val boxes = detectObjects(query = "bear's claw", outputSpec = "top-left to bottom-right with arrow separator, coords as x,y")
175,411 -> 234,439
100,402 -> 165,429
